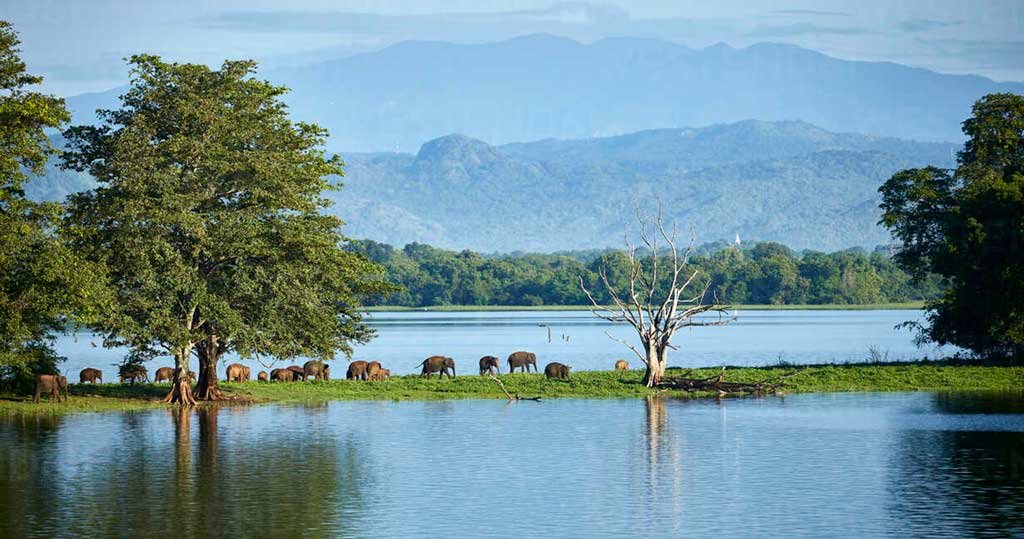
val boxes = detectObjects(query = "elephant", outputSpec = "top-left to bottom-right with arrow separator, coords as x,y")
614,359 -> 629,371
478,356 -> 500,376
225,363 -> 249,382
79,368 -> 103,384
154,367 -> 174,383
120,366 -> 149,385
283,365 -> 304,382
304,360 -> 330,381
346,361 -> 368,380
257,371 -> 269,382
33,374 -> 68,403
270,368 -> 294,382
155,367 -> 194,383
544,362 -> 571,380
507,351 -> 538,373
418,356 -> 455,379
366,361 -> 383,381
380,368 -> 391,380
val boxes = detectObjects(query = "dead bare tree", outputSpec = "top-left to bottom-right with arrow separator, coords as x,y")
580,209 -> 735,387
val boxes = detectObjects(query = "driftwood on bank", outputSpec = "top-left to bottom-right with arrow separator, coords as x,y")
657,367 -> 799,395
487,375 -> 542,401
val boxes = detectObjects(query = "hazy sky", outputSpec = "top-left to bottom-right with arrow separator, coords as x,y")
4,0 -> 1023,96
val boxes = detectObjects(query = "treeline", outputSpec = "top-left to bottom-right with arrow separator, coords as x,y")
346,240 -> 943,307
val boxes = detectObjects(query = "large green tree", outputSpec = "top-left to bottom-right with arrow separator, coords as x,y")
0,20 -> 105,387
880,93 -> 1024,358
63,55 -> 392,403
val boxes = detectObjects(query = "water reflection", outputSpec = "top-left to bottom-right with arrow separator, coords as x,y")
1,394 -> 1023,538
887,393 -> 1024,536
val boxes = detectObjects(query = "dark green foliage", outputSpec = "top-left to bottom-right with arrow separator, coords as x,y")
880,93 -> 1024,358
347,239 -> 940,307
0,20 -> 107,381
60,55 -> 395,395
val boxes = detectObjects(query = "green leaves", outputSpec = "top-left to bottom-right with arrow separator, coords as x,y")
62,55 -> 389,366
0,20 -> 106,380
880,93 -> 1024,358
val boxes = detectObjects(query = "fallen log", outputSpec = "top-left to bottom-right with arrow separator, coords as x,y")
487,374 -> 542,402
658,367 -> 799,395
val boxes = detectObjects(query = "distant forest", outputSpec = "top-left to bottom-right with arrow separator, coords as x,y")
346,240 -> 943,307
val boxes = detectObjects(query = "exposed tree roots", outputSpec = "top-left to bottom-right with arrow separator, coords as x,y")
163,378 -> 198,406
657,367 -> 799,396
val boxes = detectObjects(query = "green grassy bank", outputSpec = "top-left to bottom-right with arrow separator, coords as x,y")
2,362 -> 1021,415
364,302 -> 925,312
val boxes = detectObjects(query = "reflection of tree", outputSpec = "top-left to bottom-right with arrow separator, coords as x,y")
886,394 -> 1024,536
0,415 -> 63,535
1,405 -> 372,537
640,396 -> 684,534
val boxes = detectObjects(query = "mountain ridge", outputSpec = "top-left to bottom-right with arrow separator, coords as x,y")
64,34 -> 1022,152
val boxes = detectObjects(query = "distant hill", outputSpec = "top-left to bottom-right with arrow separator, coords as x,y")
26,120 -> 956,252
332,120 -> 957,251
66,35 -> 1022,153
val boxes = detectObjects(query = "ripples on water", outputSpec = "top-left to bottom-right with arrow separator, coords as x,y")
53,310 -> 957,377
1,392 -> 1021,538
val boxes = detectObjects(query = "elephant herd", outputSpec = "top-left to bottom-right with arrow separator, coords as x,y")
31,352 -> 633,403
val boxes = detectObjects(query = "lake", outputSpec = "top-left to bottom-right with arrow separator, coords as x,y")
53,309 -> 955,379
1,392 -> 1021,537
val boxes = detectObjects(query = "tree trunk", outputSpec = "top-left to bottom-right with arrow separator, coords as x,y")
641,342 -> 667,387
163,346 -> 197,405
194,336 -> 225,401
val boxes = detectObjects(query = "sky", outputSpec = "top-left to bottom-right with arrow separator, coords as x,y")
3,0 -> 1023,96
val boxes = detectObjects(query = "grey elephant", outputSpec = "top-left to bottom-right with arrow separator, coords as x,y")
154,366 -> 174,383
418,356 -> 455,379
34,374 -> 68,403
304,360 -> 330,381
478,356 -> 500,376
79,368 -> 103,384
544,362 -> 571,380
507,351 -> 537,373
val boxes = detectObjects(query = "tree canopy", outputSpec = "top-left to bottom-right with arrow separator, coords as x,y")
62,55 -> 392,402
0,20 -> 106,390
880,93 -> 1024,358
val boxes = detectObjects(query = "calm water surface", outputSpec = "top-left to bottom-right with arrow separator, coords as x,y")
1,392 -> 1022,538
54,310 -> 954,377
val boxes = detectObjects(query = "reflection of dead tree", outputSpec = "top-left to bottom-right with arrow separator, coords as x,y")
659,368 -> 798,396
580,208 -> 736,386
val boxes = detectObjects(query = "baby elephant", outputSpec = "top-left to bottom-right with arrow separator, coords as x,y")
478,356 -> 500,376
614,359 -> 629,371
419,356 -> 455,379
366,361 -> 384,381
544,362 -> 571,380
79,368 -> 103,384
34,374 -> 68,403
257,371 -> 269,382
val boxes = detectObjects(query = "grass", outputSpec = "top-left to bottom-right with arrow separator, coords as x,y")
364,302 -> 925,312
4,361 -> 1018,415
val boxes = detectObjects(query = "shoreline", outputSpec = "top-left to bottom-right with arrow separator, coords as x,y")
363,302 -> 926,312
2,362 -> 1020,415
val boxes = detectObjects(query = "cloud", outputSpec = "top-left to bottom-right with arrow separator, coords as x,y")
747,22 -> 872,38
768,9 -> 854,17
922,38 -> 1024,69
899,19 -> 963,33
